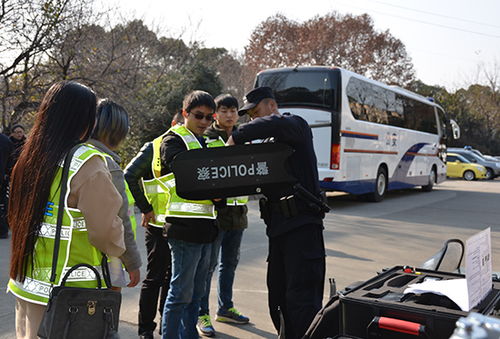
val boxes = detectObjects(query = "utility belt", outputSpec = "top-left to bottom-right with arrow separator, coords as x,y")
259,184 -> 330,220
260,195 -> 298,219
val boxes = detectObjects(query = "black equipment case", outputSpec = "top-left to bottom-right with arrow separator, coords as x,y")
339,266 -> 500,339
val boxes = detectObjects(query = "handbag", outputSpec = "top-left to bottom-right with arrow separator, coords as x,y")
37,145 -> 122,339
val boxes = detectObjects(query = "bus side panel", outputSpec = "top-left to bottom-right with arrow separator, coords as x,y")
330,72 -> 445,195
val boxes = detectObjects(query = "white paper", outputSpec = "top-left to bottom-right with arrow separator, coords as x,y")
404,278 -> 469,311
465,227 -> 492,310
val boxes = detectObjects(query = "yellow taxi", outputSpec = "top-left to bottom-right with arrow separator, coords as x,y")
446,152 -> 487,181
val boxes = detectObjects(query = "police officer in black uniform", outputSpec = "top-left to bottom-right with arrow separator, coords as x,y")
227,87 -> 327,339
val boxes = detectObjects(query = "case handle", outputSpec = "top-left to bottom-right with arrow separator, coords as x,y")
368,316 -> 426,337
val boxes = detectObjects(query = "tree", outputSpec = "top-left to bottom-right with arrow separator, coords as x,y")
196,48 -> 245,100
244,13 -> 415,91
411,69 -> 500,154
0,0 -> 96,130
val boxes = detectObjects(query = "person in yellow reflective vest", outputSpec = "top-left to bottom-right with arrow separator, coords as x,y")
88,99 -> 142,290
124,113 -> 183,339
8,81 -> 125,339
160,91 -> 225,339
197,94 -> 250,337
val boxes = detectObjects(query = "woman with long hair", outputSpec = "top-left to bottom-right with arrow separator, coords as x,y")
7,81 -> 125,339
88,99 -> 142,289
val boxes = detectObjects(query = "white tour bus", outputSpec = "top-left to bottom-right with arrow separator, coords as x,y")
254,66 -> 460,201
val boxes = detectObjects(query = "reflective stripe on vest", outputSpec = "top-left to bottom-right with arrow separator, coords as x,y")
226,196 -> 249,206
150,125 -> 225,220
7,144 -> 108,305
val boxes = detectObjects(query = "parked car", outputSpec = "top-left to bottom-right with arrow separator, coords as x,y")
446,153 -> 487,181
447,147 -> 500,180
463,146 -> 500,162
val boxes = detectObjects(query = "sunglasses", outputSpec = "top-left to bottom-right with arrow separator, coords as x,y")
190,112 -> 214,122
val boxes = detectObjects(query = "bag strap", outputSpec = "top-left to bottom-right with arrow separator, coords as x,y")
49,145 -> 81,283
60,263 -> 103,288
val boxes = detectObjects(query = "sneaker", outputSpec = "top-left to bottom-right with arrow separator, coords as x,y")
216,308 -> 250,324
197,315 -> 215,337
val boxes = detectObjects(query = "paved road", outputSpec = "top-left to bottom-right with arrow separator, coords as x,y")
1,179 -> 499,338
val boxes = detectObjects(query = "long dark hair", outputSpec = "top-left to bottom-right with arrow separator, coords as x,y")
9,81 -> 97,281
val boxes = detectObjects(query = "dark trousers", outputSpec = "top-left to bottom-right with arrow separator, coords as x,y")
139,226 -> 172,335
267,223 -> 325,339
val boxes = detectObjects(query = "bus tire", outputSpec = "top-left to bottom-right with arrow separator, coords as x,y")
368,167 -> 387,202
421,168 -> 436,192
463,170 -> 475,181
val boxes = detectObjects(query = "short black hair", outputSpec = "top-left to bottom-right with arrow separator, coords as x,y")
215,94 -> 239,110
183,90 -> 216,113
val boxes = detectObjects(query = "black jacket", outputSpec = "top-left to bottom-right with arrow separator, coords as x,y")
124,142 -> 154,214
8,136 -> 25,174
205,123 -> 248,231
0,134 -> 13,189
232,113 -> 323,237
160,132 -> 219,243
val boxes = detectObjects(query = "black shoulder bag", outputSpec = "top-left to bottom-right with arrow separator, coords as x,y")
38,145 -> 122,339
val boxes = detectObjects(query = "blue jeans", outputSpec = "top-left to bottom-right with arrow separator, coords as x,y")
199,229 -> 244,315
162,238 -> 212,339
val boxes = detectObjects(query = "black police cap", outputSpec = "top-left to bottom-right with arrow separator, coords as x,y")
238,87 -> 275,116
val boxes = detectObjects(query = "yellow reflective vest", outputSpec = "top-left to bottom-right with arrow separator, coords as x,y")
125,181 -> 137,238
147,125 -> 225,221
8,144 -> 108,305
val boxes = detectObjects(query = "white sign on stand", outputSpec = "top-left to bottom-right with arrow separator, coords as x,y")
465,227 -> 492,311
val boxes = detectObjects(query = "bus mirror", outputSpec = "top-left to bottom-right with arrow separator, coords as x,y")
450,119 -> 460,139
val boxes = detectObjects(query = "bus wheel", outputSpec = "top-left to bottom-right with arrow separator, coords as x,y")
463,170 -> 475,181
368,167 -> 387,202
421,169 -> 436,192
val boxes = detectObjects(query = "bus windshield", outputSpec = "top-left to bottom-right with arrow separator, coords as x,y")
256,69 -> 335,109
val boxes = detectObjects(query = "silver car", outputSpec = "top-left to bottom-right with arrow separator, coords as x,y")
448,147 -> 500,180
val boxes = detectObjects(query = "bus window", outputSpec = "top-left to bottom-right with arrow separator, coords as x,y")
257,70 -> 335,109
347,77 -> 404,127
414,101 -> 437,134
436,107 -> 448,140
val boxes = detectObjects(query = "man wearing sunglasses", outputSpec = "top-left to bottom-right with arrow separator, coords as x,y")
157,90 -> 225,339
197,94 -> 250,337
227,87 -> 326,339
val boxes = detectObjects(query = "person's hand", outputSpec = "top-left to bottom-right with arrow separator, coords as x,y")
141,211 -> 155,228
126,269 -> 141,287
226,136 -> 235,146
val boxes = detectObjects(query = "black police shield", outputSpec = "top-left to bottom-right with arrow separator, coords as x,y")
171,143 -> 296,200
